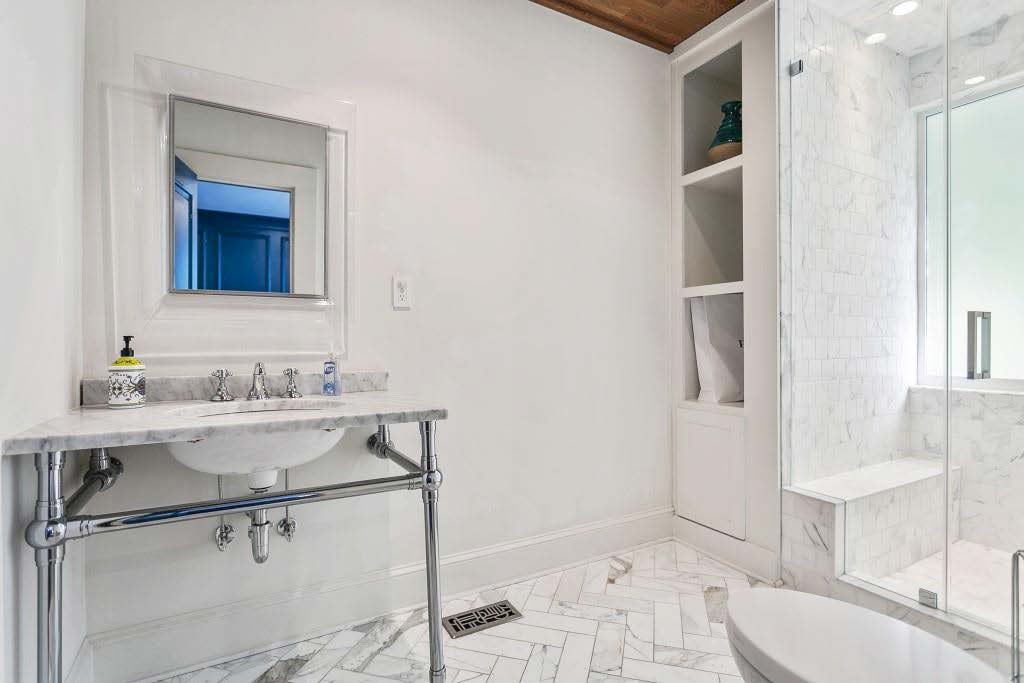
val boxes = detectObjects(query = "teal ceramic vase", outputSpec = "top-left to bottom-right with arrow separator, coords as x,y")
708,100 -> 742,164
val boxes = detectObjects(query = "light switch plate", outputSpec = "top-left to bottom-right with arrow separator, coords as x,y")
392,275 -> 411,310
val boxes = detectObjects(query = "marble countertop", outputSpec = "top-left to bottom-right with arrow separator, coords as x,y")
1,393 -> 448,456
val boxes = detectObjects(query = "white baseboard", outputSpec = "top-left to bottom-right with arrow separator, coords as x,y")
85,506 -> 673,683
672,514 -> 779,583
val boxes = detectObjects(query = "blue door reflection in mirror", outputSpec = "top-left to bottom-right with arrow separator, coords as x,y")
171,170 -> 293,294
172,158 -> 198,290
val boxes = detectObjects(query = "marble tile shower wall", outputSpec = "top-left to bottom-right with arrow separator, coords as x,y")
910,9 -> 1024,108
908,386 -> 1024,554
845,469 -> 960,579
787,0 -> 919,484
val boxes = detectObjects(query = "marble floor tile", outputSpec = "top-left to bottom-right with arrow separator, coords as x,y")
653,602 -> 686,648
652,646 -> 740,677
702,588 -> 728,624
555,633 -> 596,682
621,657 -> 719,683
149,541 -> 765,683
548,600 -> 628,624
522,643 -> 563,682
624,612 -> 654,662
588,674 -> 645,683
608,584 -> 684,605
680,634 -> 730,657
579,592 -> 655,614
556,566 -> 589,604
445,632 -> 534,660
582,560 -> 612,594
485,621 -> 569,647
489,656 -> 529,683
590,622 -> 626,674
533,571 -> 565,599
338,612 -> 413,672
528,595 -> 555,612
520,610 -> 601,636
678,595 -> 711,637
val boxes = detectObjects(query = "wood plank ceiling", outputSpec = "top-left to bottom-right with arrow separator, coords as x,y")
529,0 -> 743,53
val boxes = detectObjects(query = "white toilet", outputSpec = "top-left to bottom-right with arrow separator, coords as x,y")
726,589 -> 1003,683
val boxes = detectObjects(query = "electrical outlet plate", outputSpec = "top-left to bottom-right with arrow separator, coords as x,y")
392,275 -> 411,310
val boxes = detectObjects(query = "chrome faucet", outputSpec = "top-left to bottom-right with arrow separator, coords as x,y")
247,362 -> 269,400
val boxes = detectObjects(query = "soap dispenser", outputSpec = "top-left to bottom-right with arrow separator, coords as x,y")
108,335 -> 146,408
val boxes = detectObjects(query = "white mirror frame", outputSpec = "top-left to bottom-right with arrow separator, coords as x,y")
115,55 -> 354,373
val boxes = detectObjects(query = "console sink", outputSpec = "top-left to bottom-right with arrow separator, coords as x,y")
166,399 -> 346,489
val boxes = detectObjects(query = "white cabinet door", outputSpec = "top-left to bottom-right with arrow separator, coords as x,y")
674,408 -> 746,539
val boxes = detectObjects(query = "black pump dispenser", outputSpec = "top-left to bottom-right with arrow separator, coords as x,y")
120,335 -> 135,358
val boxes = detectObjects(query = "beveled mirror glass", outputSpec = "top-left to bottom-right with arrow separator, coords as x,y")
169,96 -> 328,297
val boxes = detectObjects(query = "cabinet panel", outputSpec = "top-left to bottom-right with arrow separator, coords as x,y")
675,408 -> 746,539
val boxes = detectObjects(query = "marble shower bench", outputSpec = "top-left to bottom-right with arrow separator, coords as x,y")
784,457 -> 960,585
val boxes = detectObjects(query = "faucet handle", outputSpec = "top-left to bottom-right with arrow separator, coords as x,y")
282,368 -> 302,399
210,369 -> 234,402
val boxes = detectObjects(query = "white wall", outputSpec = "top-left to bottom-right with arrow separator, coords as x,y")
77,0 -> 671,679
0,2 -> 86,680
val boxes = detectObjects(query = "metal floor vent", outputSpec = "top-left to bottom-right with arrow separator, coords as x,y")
442,599 -> 522,639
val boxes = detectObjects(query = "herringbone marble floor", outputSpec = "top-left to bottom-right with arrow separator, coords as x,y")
149,541 -> 769,683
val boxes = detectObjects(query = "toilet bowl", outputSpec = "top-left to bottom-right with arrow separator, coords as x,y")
726,589 -> 1003,683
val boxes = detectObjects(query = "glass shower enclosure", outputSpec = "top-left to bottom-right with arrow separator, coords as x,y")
780,0 -> 1024,637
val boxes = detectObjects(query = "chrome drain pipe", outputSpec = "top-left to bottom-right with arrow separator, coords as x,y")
248,505 -> 271,564
65,449 -> 123,516
367,425 -> 422,474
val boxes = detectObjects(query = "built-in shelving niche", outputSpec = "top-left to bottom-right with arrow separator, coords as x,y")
682,160 -> 742,288
679,293 -> 745,413
682,43 -> 742,176
670,1 -> 775,559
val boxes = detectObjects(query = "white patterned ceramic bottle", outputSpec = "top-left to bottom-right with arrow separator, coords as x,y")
108,335 -> 146,408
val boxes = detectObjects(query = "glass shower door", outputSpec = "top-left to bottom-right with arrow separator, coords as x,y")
945,0 -> 1024,633
782,0 -> 949,607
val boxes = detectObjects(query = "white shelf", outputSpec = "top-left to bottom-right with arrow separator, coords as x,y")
681,154 -> 743,195
682,281 -> 744,298
680,398 -> 745,415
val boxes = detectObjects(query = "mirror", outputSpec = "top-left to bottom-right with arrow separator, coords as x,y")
169,96 -> 328,297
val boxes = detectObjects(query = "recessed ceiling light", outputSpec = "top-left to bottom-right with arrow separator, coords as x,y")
891,1 -> 919,16
964,75 -> 987,86
864,32 -> 887,45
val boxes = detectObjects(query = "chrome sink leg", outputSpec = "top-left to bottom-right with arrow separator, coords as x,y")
420,421 -> 446,683
34,451 -> 66,683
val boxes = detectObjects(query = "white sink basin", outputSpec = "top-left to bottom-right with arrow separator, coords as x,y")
166,399 -> 345,489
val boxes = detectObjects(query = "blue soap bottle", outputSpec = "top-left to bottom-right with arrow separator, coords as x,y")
323,354 -> 338,396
